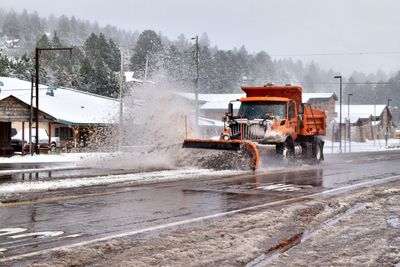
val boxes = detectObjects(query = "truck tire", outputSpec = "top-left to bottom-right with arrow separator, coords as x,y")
311,137 -> 324,163
276,139 -> 295,159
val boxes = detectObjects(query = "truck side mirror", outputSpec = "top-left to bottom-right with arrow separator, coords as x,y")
298,103 -> 304,128
228,102 -> 233,116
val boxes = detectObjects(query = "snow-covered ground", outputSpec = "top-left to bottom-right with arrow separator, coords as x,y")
324,138 -> 400,153
25,180 -> 400,266
0,152 -> 87,164
0,139 -> 399,195
0,138 -> 399,165
0,168 -> 246,194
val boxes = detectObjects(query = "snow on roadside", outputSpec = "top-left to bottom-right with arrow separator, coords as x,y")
323,138 -> 400,153
0,169 -> 246,194
0,138 -> 399,166
0,153 -> 89,164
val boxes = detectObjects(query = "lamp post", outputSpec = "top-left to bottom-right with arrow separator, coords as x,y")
348,93 -> 353,152
191,35 -> 199,127
386,98 -> 392,147
334,75 -> 343,152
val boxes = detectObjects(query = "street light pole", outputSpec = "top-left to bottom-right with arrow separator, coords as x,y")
191,35 -> 199,127
118,49 -> 125,151
386,98 -> 392,147
334,75 -> 343,152
348,93 -> 353,152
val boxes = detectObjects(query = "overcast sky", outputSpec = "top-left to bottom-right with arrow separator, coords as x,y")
3,0 -> 400,76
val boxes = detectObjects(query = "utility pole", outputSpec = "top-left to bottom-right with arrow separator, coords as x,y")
348,93 -> 353,152
386,98 -> 392,147
34,47 -> 72,154
334,75 -> 343,152
144,52 -> 149,81
191,35 -> 199,126
29,75 -> 34,155
118,50 -> 125,150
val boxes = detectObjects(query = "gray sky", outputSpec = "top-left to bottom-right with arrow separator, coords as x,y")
3,0 -> 400,76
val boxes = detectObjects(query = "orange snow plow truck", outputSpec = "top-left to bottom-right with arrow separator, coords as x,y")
183,85 -> 326,170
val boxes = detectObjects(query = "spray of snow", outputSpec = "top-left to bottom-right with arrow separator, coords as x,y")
82,76 -> 201,171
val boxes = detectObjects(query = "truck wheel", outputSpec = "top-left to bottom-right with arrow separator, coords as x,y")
312,138 -> 324,163
276,139 -> 294,159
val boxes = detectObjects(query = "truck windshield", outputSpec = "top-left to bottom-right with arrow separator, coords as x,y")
238,101 -> 287,120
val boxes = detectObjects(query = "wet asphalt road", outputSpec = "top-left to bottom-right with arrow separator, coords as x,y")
1,150 -> 400,263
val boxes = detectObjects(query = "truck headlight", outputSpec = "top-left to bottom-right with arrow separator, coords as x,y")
221,134 -> 230,141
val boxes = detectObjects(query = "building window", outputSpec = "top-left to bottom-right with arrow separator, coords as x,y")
55,127 -> 72,139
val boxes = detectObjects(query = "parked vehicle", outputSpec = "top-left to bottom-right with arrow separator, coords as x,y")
11,128 -> 60,153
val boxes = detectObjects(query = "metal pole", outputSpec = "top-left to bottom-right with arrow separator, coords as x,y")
192,35 -> 199,127
334,75 -> 342,152
374,102 -> 376,147
331,123 -> 334,153
386,98 -> 392,147
118,50 -> 124,151
144,52 -> 149,81
35,48 -> 40,154
34,47 -> 72,154
348,93 -> 353,152
29,75 -> 34,155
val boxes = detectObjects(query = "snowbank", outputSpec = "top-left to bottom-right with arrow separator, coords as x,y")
0,169 -> 245,194
0,138 -> 399,165
0,153 -> 97,164
324,138 -> 400,153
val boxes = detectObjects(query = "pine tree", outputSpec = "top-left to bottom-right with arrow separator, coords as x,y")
84,33 -> 100,61
0,55 -> 10,76
79,57 -> 95,92
36,34 -> 51,48
130,30 -> 163,79
3,11 -> 20,39
107,38 -> 121,72
57,15 -> 71,41
29,11 -> 44,44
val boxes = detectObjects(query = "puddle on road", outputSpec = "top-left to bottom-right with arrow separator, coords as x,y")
185,168 -> 324,196
0,168 -> 129,185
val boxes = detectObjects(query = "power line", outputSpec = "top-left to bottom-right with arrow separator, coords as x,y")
271,51 -> 400,57
297,82 -> 393,85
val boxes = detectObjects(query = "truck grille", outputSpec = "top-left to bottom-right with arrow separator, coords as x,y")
231,123 -> 265,140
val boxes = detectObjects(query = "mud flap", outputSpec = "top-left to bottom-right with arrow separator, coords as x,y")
312,138 -> 324,163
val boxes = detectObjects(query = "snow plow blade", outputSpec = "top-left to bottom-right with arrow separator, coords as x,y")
182,139 -> 260,170
183,139 -> 241,151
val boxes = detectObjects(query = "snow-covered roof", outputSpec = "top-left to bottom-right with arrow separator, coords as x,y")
334,104 -> 387,123
371,121 -> 381,126
199,116 -> 224,127
200,101 -> 241,111
174,92 -> 244,103
303,93 -> 337,103
0,77 -> 119,125
124,71 -> 143,83
124,72 -> 156,84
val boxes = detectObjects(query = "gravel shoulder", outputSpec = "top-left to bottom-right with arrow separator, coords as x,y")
26,180 -> 400,267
